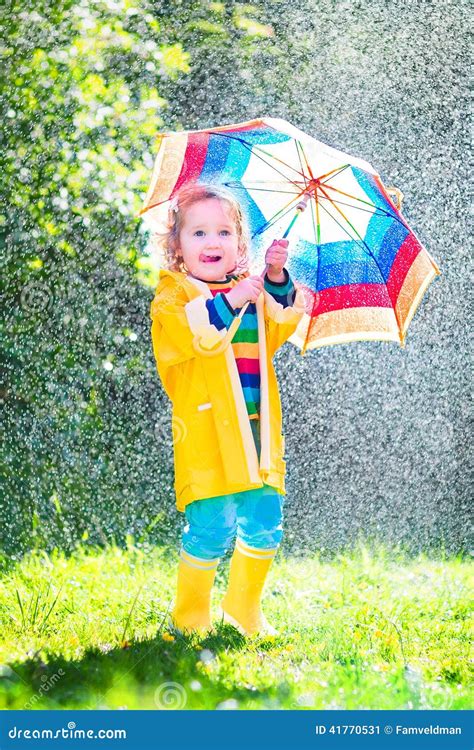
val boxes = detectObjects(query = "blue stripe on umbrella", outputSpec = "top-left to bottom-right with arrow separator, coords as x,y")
199,133 -> 232,181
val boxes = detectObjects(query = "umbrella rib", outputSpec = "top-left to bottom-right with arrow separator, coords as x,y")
318,164 -> 351,183
320,167 -> 405,228
215,133 -> 307,187
316,164 -> 401,217
251,197 -> 305,238
142,181 -> 305,212
317,194 -> 395,220
313,183 -> 322,247
316,192 -> 389,289
318,183 -> 381,254
295,140 -> 312,187
296,140 -> 315,182
248,175 -> 327,237
227,180 -> 296,184
319,182 -> 400,222
225,182 -> 302,195
290,144 -> 398,225
252,145 -> 308,182
322,182 -> 378,208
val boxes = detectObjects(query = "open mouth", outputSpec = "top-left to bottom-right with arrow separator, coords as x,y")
201,255 -> 222,263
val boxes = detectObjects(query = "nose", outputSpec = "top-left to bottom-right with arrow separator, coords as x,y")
205,236 -> 223,249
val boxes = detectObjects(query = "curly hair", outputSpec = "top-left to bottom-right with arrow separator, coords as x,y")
154,182 -> 251,275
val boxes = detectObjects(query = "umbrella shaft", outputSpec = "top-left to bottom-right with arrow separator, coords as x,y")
283,192 -> 310,238
283,213 -> 299,238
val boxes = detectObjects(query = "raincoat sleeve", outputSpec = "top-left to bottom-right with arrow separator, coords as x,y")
263,268 -> 306,356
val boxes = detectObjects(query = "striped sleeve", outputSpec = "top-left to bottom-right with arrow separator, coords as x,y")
205,292 -> 237,330
264,267 -> 296,308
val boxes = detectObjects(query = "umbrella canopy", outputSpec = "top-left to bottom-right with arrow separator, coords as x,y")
140,117 -> 440,354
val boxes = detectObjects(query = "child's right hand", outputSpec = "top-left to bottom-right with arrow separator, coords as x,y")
225,275 -> 264,309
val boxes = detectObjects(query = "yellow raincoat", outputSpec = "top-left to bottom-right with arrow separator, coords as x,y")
150,269 -> 306,512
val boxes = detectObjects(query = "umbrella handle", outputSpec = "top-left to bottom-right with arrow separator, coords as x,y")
192,314 -> 242,357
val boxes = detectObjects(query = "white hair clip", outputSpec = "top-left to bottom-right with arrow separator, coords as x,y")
169,196 -> 179,213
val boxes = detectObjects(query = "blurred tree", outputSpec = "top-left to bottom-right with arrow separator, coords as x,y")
0,0 -> 190,556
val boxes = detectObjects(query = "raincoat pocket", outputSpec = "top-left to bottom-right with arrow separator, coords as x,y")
185,404 -> 224,485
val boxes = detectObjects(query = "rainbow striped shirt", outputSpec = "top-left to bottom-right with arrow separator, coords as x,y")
201,269 -> 296,421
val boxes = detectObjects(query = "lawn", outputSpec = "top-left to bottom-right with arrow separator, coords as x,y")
0,541 -> 471,710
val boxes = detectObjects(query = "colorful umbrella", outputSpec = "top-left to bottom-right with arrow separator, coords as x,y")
139,117 -> 440,354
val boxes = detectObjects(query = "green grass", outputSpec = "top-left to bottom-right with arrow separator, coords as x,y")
0,541 -> 472,710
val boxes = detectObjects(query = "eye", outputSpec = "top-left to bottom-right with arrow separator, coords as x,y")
220,230 -> 231,236
194,230 -> 205,236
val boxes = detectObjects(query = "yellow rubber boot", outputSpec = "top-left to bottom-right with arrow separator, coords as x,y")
219,538 -> 278,636
169,549 -> 219,636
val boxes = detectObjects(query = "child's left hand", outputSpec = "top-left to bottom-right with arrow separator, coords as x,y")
265,239 -> 289,274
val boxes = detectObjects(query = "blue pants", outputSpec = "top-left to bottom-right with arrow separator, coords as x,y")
181,420 -> 285,561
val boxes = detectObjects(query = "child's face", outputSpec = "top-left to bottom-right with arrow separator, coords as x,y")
177,198 -> 240,281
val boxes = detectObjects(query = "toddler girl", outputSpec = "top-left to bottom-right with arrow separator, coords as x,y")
150,182 -> 305,637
